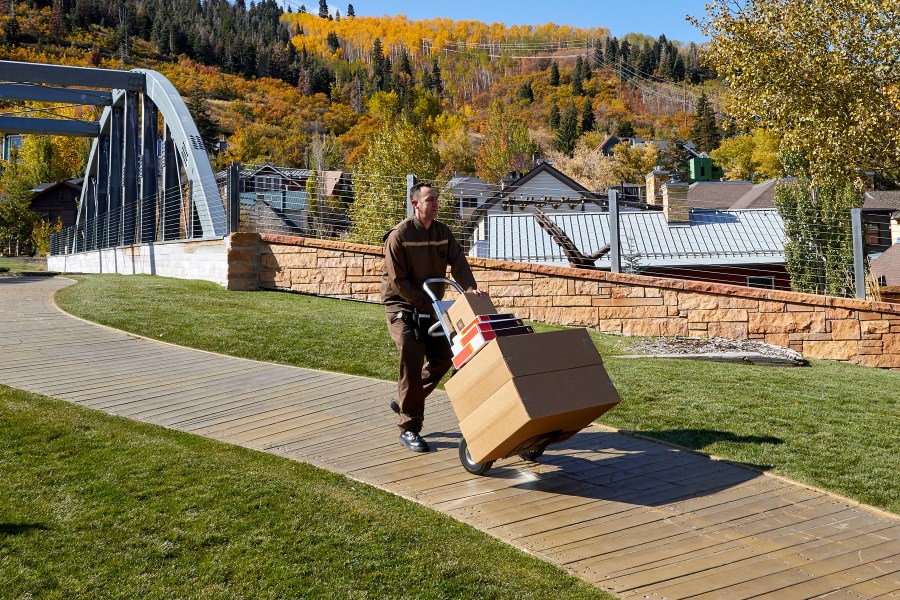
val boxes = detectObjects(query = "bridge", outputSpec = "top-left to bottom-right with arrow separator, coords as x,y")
0,60 -> 235,252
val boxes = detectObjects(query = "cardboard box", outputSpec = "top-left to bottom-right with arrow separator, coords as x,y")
445,329 -> 620,463
446,292 -> 497,333
450,318 -> 531,369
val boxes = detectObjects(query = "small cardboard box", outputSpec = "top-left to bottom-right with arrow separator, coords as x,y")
445,329 -> 620,463
446,292 -> 497,333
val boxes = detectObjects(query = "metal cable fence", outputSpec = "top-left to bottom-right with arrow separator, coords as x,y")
236,165 -> 880,300
51,160 -> 885,301
49,183 -> 218,255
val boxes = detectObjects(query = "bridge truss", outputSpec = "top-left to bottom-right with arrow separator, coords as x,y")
0,60 -> 229,253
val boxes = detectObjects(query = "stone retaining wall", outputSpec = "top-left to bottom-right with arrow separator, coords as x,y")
229,233 -> 900,368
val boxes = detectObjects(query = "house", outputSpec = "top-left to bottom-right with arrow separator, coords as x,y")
863,191 -> 900,250
686,178 -> 784,210
470,177 -> 790,290
238,163 -> 311,195
29,178 -> 82,229
595,135 -> 698,158
463,162 -> 609,255
871,243 -> 900,303
228,164 -> 352,237
447,175 -> 493,221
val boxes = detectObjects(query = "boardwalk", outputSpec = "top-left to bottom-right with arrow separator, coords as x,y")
1,275 -> 898,599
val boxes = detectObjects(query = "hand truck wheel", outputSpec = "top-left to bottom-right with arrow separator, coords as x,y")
459,437 -> 493,475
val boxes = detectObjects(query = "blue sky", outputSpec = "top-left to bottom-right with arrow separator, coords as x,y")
300,1 -> 710,44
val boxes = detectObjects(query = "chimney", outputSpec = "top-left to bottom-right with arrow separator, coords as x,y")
645,170 -> 670,206
662,182 -> 690,224
500,170 -> 519,189
863,171 -> 875,191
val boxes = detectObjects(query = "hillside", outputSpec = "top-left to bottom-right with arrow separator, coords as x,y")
0,0 -> 721,184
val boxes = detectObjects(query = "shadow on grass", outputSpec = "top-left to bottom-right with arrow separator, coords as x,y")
631,429 -> 783,451
426,429 -> 766,507
0,523 -> 49,536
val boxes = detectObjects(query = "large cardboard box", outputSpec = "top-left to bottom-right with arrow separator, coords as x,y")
445,329 -> 620,463
446,292 -> 497,334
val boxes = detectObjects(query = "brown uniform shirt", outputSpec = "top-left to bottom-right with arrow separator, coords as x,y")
381,216 -> 476,314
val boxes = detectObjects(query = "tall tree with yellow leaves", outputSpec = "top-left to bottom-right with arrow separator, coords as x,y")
694,0 -> 900,186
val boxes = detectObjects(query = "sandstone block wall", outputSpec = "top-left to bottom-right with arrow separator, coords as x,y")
232,233 -> 900,369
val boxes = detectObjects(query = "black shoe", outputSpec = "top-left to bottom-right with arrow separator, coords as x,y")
399,430 -> 430,452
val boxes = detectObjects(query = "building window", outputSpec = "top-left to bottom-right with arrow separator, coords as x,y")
3,134 -> 24,161
864,223 -> 882,246
747,276 -> 775,289
255,175 -> 282,191
462,197 -> 477,209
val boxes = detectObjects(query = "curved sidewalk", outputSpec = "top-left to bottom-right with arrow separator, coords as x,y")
2,276 -> 897,599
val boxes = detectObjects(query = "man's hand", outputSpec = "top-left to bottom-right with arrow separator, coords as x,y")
467,287 -> 489,298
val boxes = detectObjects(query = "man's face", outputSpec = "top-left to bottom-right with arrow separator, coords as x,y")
413,187 -> 439,220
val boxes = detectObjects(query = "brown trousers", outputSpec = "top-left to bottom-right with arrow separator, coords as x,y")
386,311 -> 453,432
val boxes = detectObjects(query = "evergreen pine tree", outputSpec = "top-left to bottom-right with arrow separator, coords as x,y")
421,67 -> 433,91
673,55 -> 686,82
572,56 -> 584,95
605,37 -> 618,65
615,119 -> 635,138
347,4 -> 354,17
431,60 -> 442,95
400,50 -> 412,77
554,102 -> 579,157
549,103 -> 560,129
518,81 -> 534,103
691,92 -> 721,153
593,44 -> 603,68
335,9 -> 340,20
581,99 -> 595,133
318,0 -> 328,18
549,60 -> 559,86
326,31 -> 339,52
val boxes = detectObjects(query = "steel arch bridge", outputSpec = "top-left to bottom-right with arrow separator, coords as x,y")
0,60 -> 230,251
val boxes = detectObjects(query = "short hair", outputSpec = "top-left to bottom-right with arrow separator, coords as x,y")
410,181 -> 436,203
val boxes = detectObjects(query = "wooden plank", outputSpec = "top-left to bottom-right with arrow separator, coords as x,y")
750,559 -> 900,599
646,531 -> 900,600
578,499 -> 882,578
684,539 -> 900,600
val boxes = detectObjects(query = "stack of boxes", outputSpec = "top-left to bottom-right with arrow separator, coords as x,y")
442,293 -> 621,464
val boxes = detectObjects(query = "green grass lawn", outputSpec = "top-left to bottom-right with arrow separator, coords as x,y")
0,384 -> 611,599
0,256 -> 48,274
53,274 -> 900,514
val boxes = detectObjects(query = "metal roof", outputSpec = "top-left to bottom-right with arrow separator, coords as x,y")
473,209 -> 786,268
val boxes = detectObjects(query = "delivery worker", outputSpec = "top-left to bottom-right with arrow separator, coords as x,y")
382,181 -> 487,453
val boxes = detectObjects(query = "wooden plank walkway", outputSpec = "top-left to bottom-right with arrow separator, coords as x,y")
2,275 -> 898,599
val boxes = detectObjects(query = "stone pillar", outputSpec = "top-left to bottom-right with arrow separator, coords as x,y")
645,170 -> 670,206
662,182 -> 690,223
227,232 -> 260,291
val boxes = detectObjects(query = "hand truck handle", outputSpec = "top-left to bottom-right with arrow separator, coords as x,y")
423,278 -> 464,339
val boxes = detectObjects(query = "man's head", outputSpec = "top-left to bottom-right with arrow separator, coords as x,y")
411,182 -> 439,223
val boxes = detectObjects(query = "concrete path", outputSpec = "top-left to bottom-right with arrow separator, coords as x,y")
2,276 -> 898,599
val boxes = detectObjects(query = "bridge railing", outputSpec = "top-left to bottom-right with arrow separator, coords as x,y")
50,183 -> 221,255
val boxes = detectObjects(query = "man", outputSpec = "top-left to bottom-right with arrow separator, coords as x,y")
382,182 -> 486,453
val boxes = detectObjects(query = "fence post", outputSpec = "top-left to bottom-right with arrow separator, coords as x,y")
608,188 -> 621,273
851,207 -> 866,300
406,174 -> 417,218
226,162 -> 240,234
